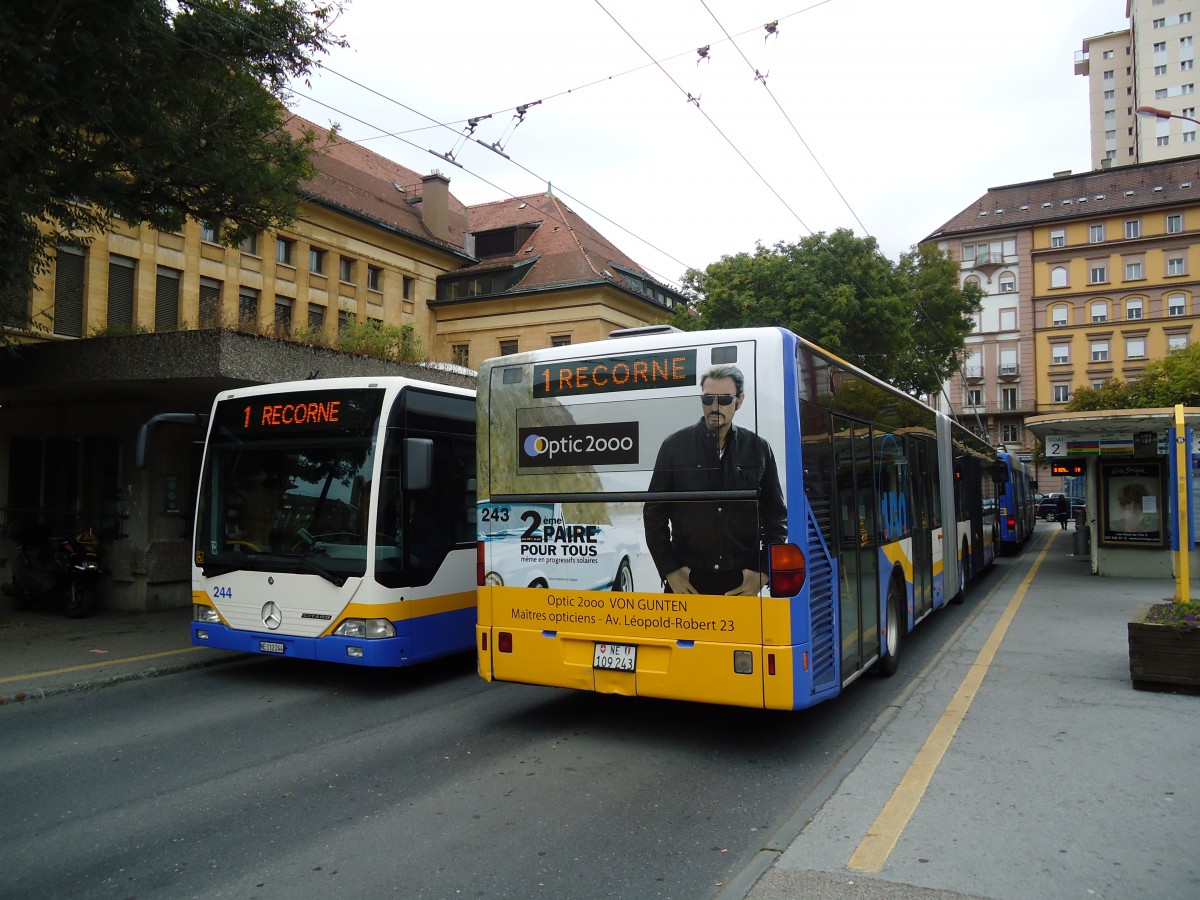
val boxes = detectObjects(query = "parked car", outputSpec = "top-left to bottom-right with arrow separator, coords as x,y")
1036,493 -> 1065,520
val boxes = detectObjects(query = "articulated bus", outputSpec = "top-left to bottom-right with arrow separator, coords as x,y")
475,326 -> 1001,710
996,450 -> 1036,553
190,376 -> 477,666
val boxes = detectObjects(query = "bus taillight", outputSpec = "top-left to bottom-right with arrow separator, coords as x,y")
1007,516 -> 1016,530
769,544 -> 806,596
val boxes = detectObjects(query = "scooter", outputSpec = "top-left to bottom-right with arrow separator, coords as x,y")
2,528 -> 104,618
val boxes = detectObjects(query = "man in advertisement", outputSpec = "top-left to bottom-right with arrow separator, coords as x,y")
643,364 -> 787,595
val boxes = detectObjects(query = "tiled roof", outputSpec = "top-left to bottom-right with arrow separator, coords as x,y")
456,192 -> 666,294
925,155 -> 1200,241
284,115 -> 469,252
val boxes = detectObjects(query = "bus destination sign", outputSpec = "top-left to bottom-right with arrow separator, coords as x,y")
221,389 -> 382,435
533,350 -> 696,398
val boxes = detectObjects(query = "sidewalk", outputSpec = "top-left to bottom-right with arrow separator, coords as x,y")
735,525 -> 1199,900
0,603 -> 238,704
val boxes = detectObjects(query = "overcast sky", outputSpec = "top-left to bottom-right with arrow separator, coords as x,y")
287,0 -> 1124,287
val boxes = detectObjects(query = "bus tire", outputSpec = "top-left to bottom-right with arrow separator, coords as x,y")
612,557 -> 633,593
951,539 -> 970,605
877,579 -> 903,677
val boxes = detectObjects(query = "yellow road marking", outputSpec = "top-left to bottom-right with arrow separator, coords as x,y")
847,532 -> 1057,873
0,646 -> 206,685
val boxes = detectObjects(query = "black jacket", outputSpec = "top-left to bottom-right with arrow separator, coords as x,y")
643,419 -> 787,580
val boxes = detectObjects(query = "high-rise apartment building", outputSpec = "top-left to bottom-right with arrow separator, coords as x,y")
1077,0 -> 1200,169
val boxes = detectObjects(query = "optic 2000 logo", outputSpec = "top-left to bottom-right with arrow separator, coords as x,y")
518,422 -> 639,468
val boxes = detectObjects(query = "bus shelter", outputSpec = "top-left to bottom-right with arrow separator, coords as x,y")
1024,406 -> 1200,595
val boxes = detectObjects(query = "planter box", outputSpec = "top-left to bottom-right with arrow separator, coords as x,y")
1128,603 -> 1200,693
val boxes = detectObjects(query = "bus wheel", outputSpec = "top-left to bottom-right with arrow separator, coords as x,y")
612,557 -> 633,593
877,580 -> 903,677
951,539 -> 970,605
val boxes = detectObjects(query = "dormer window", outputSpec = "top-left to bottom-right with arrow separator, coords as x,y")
472,224 -> 540,259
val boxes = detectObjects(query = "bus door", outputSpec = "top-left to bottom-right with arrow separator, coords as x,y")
833,415 -> 879,678
907,435 -> 934,620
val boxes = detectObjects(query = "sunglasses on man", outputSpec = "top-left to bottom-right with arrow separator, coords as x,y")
700,393 -> 738,407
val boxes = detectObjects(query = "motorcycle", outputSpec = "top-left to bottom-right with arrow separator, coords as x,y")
2,527 -> 104,618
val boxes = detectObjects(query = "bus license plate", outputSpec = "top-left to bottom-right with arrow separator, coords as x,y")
259,641 -> 286,654
594,642 -> 636,671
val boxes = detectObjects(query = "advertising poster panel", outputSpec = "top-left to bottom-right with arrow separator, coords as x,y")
1100,460 -> 1164,547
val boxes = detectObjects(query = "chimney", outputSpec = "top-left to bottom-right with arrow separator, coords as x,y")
421,170 -> 451,242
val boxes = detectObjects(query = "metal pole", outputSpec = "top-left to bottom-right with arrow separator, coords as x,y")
1174,404 -> 1190,603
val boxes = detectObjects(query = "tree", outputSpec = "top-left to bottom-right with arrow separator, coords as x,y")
1,0 -> 345,336
1068,344 -> 1200,410
675,229 -> 982,396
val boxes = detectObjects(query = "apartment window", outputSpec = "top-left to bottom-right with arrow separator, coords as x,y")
198,276 -> 222,328
1089,224 -> 1105,243
274,295 -> 292,336
1184,35 -> 1195,45
1187,107 -> 1197,118
1183,13 -> 1194,23
200,220 -> 220,243
1168,334 -> 1189,352
1050,229 -> 1065,248
1155,65 -> 1168,76
1185,84 -> 1196,94
1125,261 -> 1143,279
499,339 -> 518,355
238,288 -> 259,327
402,275 -> 414,300
1051,304 -> 1068,326
337,257 -> 354,283
1001,424 -> 1021,444
53,244 -> 86,338
1089,265 -> 1108,284
1001,387 -> 1018,411
1052,344 -> 1070,364
965,351 -> 982,378
308,303 -> 325,330
1156,88 -> 1169,99
1186,131 -> 1197,142
367,265 -> 382,292
1125,219 -> 1141,239
1106,129 -> 1117,140
1168,213 -> 1183,233
239,233 -> 259,256
1168,293 -> 1187,316
1153,18 -> 1165,28
1091,300 -> 1108,322
337,309 -> 351,336
1103,69 -> 1115,80
275,237 -> 294,266
307,248 -> 325,275
1104,49 -> 1116,58
1157,135 -> 1170,146
967,388 -> 983,407
999,274 -> 1015,294
1184,60 -> 1195,71
1168,256 -> 1187,275
1050,266 -> 1068,288
999,348 -> 1018,375
1104,89 -> 1115,100
999,308 -> 1017,330
107,255 -> 135,330
451,344 -> 470,367
155,266 -> 181,332
550,334 -> 572,347
1154,41 -> 1167,53
1126,337 -> 1146,359
1126,298 -> 1144,320
1090,341 -> 1110,362
1053,384 -> 1071,403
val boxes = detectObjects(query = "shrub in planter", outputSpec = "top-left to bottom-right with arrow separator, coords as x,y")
1128,601 -> 1200,693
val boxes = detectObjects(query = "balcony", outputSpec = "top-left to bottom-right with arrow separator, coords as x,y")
966,251 -> 1006,276
964,366 -> 984,382
998,364 -> 1020,380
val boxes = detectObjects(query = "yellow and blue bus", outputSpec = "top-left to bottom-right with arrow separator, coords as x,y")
189,376 -> 477,666
996,450 -> 1036,553
476,326 -> 999,709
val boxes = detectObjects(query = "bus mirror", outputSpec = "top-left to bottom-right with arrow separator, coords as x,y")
991,461 -> 1010,485
403,438 -> 434,491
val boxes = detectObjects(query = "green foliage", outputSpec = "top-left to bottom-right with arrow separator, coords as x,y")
676,229 -> 980,395
1068,344 -> 1200,410
336,315 -> 424,363
1,0 -> 345,341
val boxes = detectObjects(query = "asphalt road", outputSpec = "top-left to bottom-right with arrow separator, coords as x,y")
0,572 -> 994,900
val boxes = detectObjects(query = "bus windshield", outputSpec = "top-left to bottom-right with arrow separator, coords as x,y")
195,389 -> 383,579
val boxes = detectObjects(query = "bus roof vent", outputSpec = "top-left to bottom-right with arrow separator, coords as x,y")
608,325 -> 683,339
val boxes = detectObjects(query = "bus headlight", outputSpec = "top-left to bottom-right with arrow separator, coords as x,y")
484,571 -> 504,587
194,604 -> 221,624
333,618 -> 396,639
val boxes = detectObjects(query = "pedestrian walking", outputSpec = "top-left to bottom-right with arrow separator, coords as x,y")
1055,494 -> 1070,530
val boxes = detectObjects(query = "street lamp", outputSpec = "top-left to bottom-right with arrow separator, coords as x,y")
1135,105 -> 1200,126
